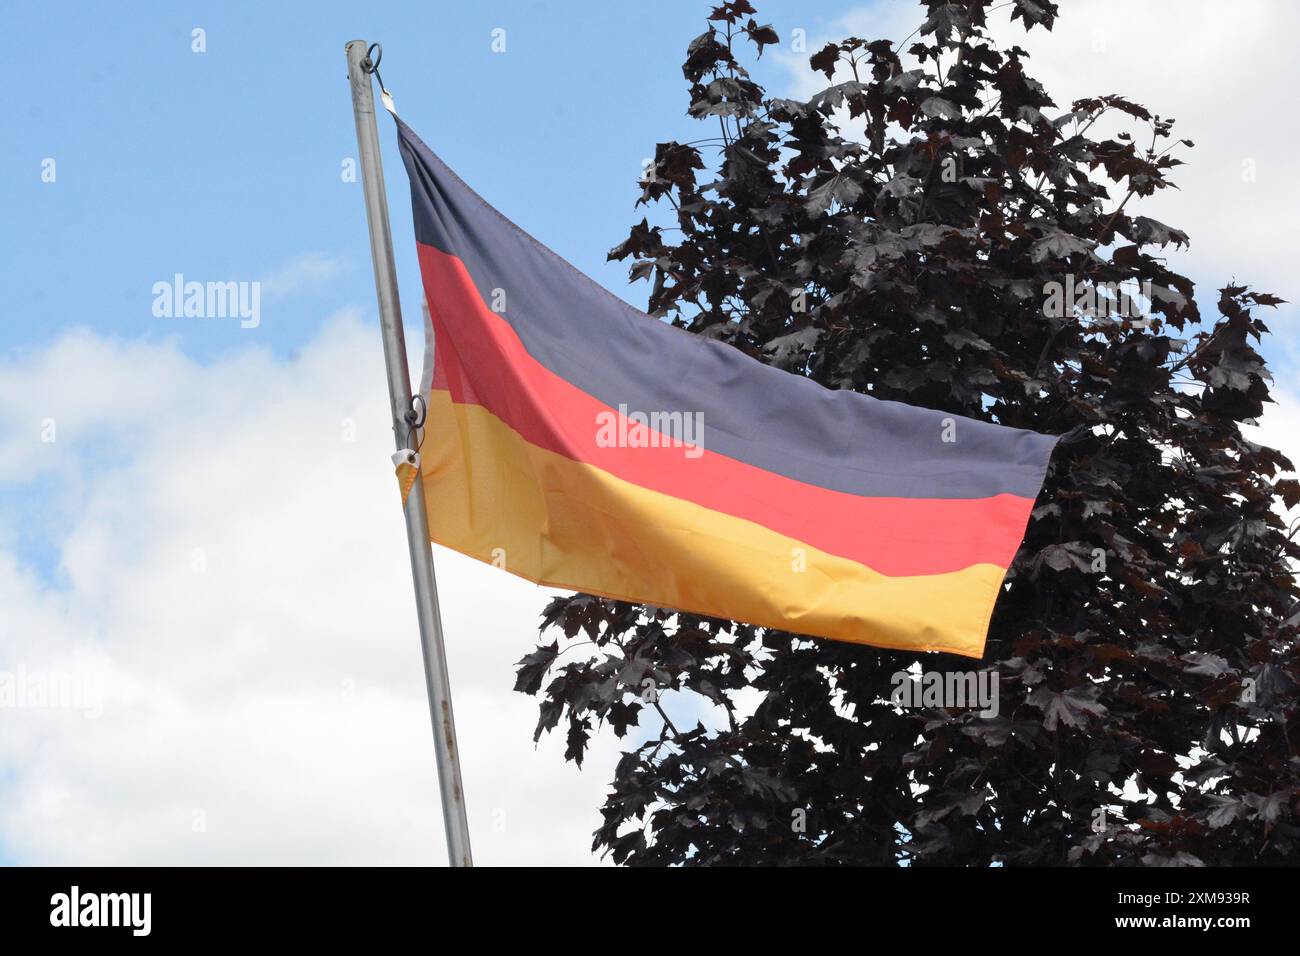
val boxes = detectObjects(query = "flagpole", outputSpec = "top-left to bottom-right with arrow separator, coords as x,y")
345,38 -> 473,867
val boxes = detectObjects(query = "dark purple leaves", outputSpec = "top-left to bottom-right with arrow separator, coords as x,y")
1029,686 -> 1109,731
513,0 -> 1300,868
513,642 -> 558,695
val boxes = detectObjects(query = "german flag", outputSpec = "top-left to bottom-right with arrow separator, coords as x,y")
396,118 -> 1057,658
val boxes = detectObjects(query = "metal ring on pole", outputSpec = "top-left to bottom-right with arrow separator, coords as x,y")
403,393 -> 427,451
363,43 -> 387,97
407,393 -> 427,428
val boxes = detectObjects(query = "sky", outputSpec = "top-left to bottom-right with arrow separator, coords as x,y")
1,0 -> 1297,865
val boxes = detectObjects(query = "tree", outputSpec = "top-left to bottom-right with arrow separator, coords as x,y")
514,0 -> 1300,865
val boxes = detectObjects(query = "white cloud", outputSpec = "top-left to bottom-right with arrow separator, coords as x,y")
1244,384 -> 1300,532
982,0 -> 1300,304
5,315 -> 1294,867
776,0 -> 1300,313
259,252 -> 350,299
0,315 -> 620,865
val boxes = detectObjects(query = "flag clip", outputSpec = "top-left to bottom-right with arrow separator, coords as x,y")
362,42 -> 398,115
393,449 -> 420,508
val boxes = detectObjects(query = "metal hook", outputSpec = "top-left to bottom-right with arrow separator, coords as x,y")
402,393 -> 427,450
362,42 -> 388,96
405,393 -> 427,429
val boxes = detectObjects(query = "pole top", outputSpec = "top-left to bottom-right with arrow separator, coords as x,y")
344,40 -> 381,71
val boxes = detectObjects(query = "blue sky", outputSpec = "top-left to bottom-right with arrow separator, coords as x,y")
2,0 -> 835,360
2,0 -> 1297,866
6,0 -> 1296,408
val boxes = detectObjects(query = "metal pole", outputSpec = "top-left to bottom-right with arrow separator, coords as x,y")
345,38 -> 473,867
